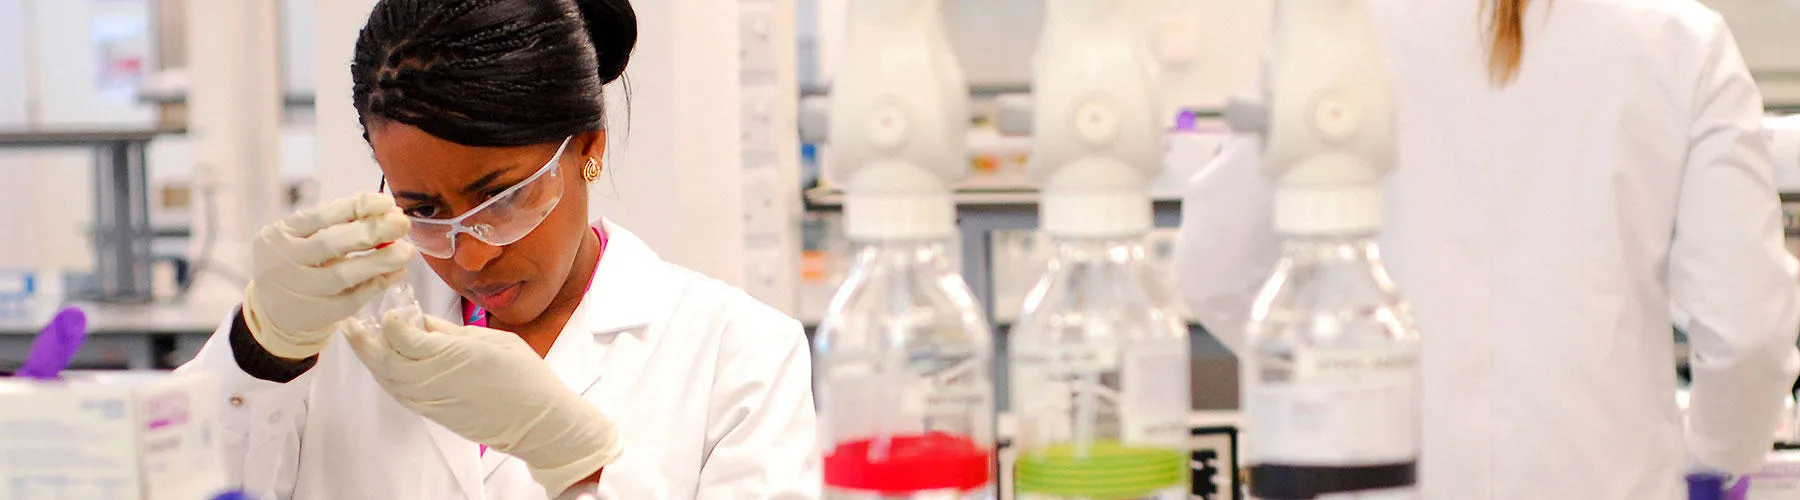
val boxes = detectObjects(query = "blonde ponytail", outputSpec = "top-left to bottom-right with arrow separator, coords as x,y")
1487,0 -> 1527,86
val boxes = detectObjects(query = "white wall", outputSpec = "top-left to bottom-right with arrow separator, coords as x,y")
309,0 -> 378,205
0,0 -> 28,127
29,0 -> 156,127
282,0 -> 316,98
588,0 -> 747,288
0,149 -> 95,271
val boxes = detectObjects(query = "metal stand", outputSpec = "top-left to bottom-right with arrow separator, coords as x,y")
0,129 -> 177,303
92,140 -> 155,302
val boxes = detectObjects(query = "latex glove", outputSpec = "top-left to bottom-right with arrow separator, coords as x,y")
17,307 -> 87,379
342,307 -> 623,496
243,193 -> 414,359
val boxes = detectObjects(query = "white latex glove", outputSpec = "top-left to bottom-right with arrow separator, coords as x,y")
342,307 -> 623,496
243,193 -> 414,359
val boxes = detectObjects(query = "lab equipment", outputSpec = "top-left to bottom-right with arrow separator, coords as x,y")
400,136 -> 571,259
1770,116 -> 1800,198
17,307 -> 88,379
343,305 -> 623,497
0,268 -> 63,323
815,0 -> 996,498
1007,237 -> 1192,499
812,241 -> 995,498
1242,237 -> 1418,499
243,192 -> 412,359
1232,0 -> 1418,498
0,269 -> 33,320
0,371 -> 228,500
1008,1 -> 1192,498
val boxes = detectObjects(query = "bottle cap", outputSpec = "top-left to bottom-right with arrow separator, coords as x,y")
1041,188 -> 1152,238
1274,184 -> 1382,235
843,192 -> 956,240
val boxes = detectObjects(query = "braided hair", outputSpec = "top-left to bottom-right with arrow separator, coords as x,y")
350,0 -> 637,147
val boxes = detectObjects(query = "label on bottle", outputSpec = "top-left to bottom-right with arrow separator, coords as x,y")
901,380 -> 993,419
1247,347 -> 1419,464
1121,342 -> 1191,445
1010,345 -> 1121,376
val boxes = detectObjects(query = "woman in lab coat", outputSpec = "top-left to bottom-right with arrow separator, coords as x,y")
1177,1 -> 1798,498
176,0 -> 820,498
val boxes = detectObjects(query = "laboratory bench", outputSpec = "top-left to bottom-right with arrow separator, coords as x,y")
0,300 -> 226,371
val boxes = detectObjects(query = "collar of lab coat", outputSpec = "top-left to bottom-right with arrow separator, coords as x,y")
541,217 -> 662,394
419,218 -> 668,494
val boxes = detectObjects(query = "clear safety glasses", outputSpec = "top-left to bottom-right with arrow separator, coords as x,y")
380,136 -> 571,259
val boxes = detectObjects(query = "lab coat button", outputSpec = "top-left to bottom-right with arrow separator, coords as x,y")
229,394 -> 245,407
268,412 -> 281,423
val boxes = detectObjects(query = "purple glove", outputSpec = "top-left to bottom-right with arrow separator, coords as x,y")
17,306 -> 88,379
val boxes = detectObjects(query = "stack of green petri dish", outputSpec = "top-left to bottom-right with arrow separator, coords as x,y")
1014,440 -> 1188,499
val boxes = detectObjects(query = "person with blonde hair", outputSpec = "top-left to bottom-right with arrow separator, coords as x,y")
1177,0 -> 1799,497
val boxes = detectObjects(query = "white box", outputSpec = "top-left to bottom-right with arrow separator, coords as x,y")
1734,451 -> 1800,499
0,371 -> 228,500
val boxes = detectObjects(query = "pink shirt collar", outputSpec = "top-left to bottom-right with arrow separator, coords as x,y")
462,225 -> 607,328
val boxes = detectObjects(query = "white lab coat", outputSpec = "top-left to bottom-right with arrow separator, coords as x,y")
177,220 -> 822,499
1175,1 -> 1800,499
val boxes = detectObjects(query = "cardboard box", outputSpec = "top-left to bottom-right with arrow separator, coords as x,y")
0,371 -> 227,500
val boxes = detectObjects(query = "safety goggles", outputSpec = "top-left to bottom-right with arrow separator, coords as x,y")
379,136 -> 571,259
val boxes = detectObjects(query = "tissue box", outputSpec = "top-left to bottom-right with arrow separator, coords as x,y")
0,371 -> 227,500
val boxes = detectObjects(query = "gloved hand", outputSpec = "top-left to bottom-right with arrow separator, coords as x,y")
243,193 -> 414,359
342,307 -> 623,496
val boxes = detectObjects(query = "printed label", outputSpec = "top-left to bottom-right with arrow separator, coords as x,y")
1121,342 -> 1192,446
1011,346 -> 1121,377
1248,348 -> 1419,464
900,381 -> 991,418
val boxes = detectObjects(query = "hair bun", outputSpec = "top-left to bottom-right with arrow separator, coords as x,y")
574,0 -> 638,84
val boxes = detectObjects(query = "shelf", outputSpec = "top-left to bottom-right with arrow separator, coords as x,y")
0,127 -> 185,147
803,186 -> 1185,210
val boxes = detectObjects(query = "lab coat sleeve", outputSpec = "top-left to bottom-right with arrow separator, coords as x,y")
695,304 -> 822,499
1173,135 -> 1283,355
175,312 -> 314,500
1670,16 -> 1800,476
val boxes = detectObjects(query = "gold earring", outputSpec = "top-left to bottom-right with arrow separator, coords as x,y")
582,157 -> 601,182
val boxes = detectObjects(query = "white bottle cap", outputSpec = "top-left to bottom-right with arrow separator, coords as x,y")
1274,184 -> 1382,235
1042,188 -> 1152,238
843,192 -> 957,240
